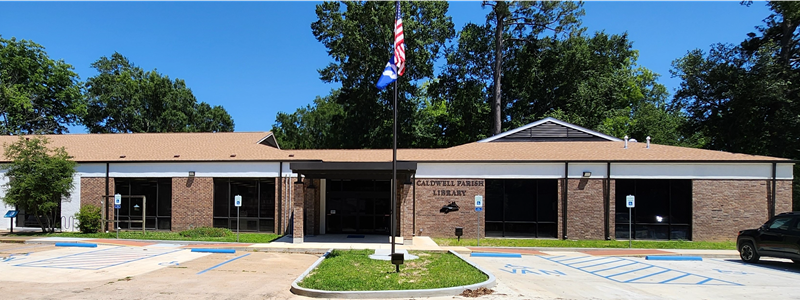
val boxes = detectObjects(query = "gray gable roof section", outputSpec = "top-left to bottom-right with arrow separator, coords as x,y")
477,117 -> 622,143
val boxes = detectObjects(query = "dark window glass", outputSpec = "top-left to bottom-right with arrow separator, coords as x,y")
213,178 -> 275,233
115,178 -> 171,231
325,179 -> 391,234
615,179 -> 692,240
485,179 -> 558,238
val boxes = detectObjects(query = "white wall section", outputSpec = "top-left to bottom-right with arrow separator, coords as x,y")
417,162 -> 794,180
76,162 -> 296,178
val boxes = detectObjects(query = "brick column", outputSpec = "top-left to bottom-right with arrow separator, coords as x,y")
304,180 -> 316,236
172,177 -> 213,231
400,181 -> 414,245
293,180 -> 305,243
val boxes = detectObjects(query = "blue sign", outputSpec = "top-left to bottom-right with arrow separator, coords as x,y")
475,207 -> 483,212
114,204 -> 121,209
4,210 -> 18,218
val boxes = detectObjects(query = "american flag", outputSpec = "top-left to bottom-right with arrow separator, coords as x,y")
393,1 -> 406,76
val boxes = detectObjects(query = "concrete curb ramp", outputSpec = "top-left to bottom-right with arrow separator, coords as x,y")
290,249 -> 496,299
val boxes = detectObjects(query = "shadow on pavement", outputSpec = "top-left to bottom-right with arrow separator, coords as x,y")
721,258 -> 800,274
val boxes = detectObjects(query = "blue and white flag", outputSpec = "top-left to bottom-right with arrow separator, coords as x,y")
376,55 -> 398,90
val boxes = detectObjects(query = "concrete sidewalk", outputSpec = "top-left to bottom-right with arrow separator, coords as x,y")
1,230 -> 738,258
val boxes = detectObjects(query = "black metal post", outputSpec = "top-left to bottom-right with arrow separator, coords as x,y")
391,76 -> 398,255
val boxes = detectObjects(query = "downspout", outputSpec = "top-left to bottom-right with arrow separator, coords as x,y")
563,162 -> 568,240
412,174 -> 416,236
105,163 -> 110,231
278,162 -> 283,235
771,162 -> 777,217
605,162 -> 611,240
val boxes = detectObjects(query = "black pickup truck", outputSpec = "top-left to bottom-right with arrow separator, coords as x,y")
737,212 -> 800,264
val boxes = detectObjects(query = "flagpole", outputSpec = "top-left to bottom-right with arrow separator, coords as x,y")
390,49 -> 398,256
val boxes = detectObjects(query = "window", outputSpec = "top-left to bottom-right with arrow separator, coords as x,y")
485,179 -> 558,238
115,178 -> 172,230
213,178 -> 275,233
769,217 -> 793,230
615,179 -> 692,240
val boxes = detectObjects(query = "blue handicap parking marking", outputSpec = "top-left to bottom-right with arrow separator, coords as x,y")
159,261 -> 180,266
499,263 -> 566,276
712,268 -> 753,275
539,255 -> 742,286
14,246 -> 184,270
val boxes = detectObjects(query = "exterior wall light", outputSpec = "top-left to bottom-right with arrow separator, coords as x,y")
582,171 -> 592,178
188,171 -> 196,177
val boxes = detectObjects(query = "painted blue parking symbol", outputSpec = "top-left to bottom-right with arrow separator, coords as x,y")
539,256 -> 742,286
500,264 -> 565,275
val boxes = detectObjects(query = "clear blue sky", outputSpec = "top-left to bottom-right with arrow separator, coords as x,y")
0,1 -> 772,133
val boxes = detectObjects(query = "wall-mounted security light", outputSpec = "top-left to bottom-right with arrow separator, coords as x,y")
582,171 -> 592,178
188,171 -> 196,177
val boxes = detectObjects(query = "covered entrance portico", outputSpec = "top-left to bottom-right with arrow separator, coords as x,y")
288,162 -> 417,243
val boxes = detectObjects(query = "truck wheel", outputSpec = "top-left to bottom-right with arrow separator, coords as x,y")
739,241 -> 760,263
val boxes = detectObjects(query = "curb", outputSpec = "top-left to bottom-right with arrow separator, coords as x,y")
290,249 -> 496,299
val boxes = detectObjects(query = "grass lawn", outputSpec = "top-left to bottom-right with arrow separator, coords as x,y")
9,231 -> 281,244
433,238 -> 736,250
298,249 -> 487,291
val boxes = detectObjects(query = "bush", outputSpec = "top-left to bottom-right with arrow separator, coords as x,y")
75,204 -> 102,233
179,227 -> 232,238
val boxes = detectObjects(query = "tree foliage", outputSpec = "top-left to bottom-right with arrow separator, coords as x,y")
84,52 -> 234,133
306,1 -> 454,149
1,136 -> 76,233
0,36 -> 85,135
482,0 -> 584,135
672,1 -> 800,209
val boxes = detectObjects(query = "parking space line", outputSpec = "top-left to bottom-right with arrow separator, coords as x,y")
197,253 -> 251,275
659,273 -> 690,283
607,266 -> 653,278
624,269 -> 671,282
538,255 -> 742,286
593,262 -> 638,272
14,247 -> 184,270
581,258 -> 624,268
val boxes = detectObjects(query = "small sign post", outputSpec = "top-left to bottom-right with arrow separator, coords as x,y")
4,210 -> 18,233
114,194 -> 122,239
235,195 -> 242,242
626,195 -> 635,248
475,195 -> 483,246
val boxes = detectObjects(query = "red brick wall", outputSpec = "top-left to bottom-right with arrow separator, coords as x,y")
566,179 -> 606,240
293,181 -> 304,239
774,180 -> 793,214
400,181 -> 413,239
171,177 -> 213,231
80,177 -> 115,231
303,179 -> 319,235
693,180 -> 775,241
414,178 -> 486,238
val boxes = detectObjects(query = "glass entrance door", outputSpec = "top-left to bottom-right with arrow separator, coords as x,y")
325,179 -> 391,234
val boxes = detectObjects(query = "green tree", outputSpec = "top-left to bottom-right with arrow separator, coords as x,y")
0,36 -> 85,135
672,1 -> 800,209
83,53 -> 234,133
308,1 -> 454,149
482,0 -> 584,135
273,90 -> 345,149
1,136 -> 76,233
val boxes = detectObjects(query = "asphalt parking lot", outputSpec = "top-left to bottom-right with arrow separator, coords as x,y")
0,243 -> 319,300
465,253 -> 800,300
3,242 -> 800,300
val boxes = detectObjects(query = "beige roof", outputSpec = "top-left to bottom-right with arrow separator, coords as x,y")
0,132 -> 294,163
285,141 -> 789,162
0,133 -> 791,163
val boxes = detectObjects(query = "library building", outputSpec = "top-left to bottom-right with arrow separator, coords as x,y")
0,118 -> 793,242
